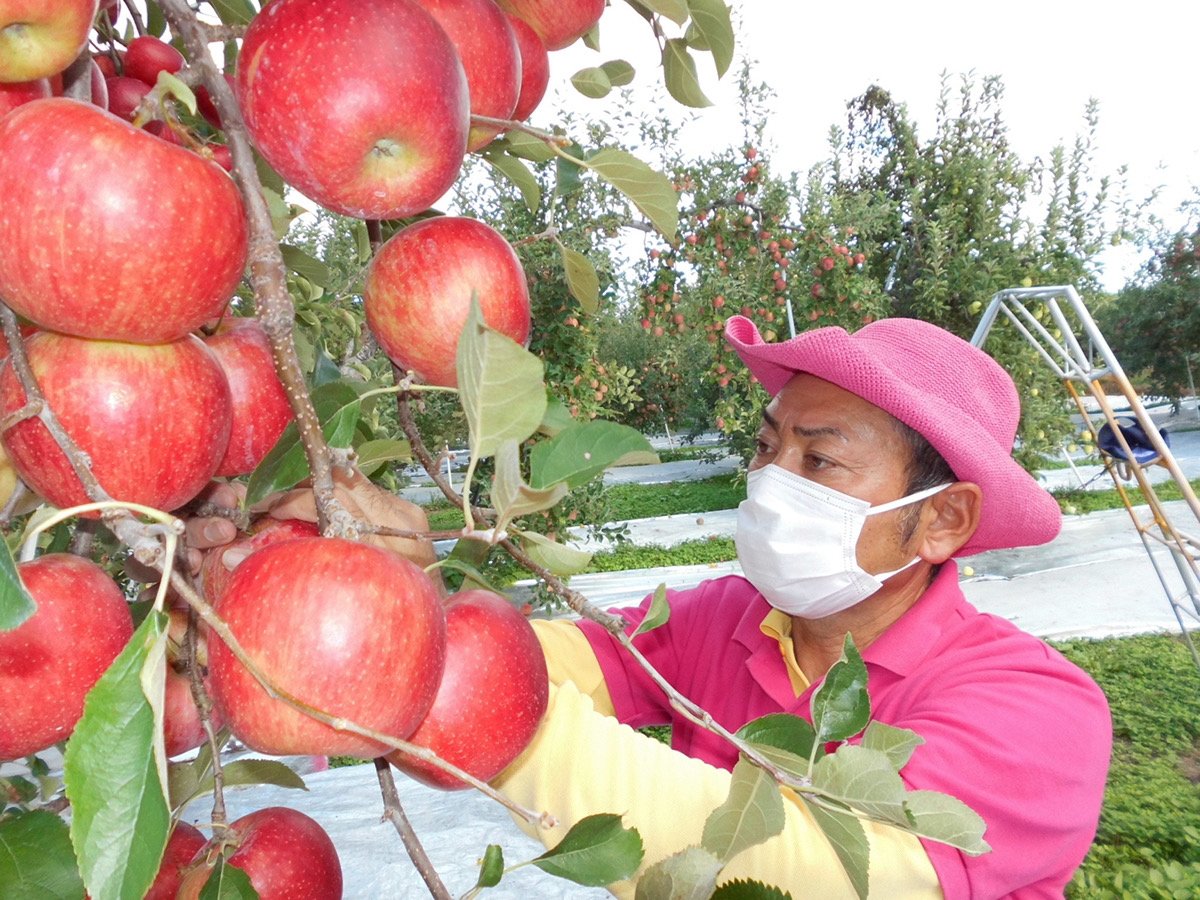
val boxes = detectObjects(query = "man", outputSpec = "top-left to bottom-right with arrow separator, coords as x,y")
491,315 -> 1111,898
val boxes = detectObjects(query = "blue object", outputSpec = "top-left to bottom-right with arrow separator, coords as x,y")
1097,417 -> 1170,466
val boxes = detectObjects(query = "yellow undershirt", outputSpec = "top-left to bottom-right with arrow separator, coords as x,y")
492,617 -> 943,898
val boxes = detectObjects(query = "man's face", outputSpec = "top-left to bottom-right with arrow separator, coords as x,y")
749,373 -> 920,572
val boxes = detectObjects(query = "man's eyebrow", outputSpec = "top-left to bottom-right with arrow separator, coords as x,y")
760,409 -> 845,440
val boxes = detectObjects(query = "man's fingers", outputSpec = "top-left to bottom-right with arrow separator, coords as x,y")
186,516 -> 239,550
266,488 -> 320,523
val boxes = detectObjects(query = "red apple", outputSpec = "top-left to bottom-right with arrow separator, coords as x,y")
364,216 -> 531,388
236,0 -> 470,218
163,664 -> 226,758
202,318 -> 294,477
0,0 -> 99,82
104,74 -> 148,120
506,13 -> 549,122
387,590 -> 548,789
199,517 -> 321,605
122,35 -> 183,87
178,808 -> 341,900
145,822 -> 207,900
92,52 -> 116,78
0,554 -> 133,760
0,332 -> 234,514
0,99 -> 248,343
494,0 -> 604,51
208,537 -> 447,758
414,0 -> 520,151
0,75 -> 48,117
195,73 -> 235,130
87,58 -> 107,108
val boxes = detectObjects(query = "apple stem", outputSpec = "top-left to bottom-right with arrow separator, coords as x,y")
469,115 -> 571,148
0,480 -> 31,527
373,759 -> 453,900
183,604 -> 231,833
120,0 -> 147,38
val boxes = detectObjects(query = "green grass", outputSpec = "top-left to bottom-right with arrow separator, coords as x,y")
1053,477 -> 1200,516
601,474 -> 743,521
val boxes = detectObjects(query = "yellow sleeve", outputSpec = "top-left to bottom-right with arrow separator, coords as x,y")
530,618 -> 615,716
494,680 -> 943,899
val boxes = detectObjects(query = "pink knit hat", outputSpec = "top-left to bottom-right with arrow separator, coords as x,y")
724,315 -> 1061,556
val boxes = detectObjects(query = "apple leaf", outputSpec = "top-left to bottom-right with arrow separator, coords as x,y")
902,791 -> 990,855
571,66 -> 613,99
457,300 -> 547,461
701,758 -> 786,864
518,530 -> 593,576
710,879 -> 794,900
631,583 -> 670,638
208,0 -> 258,26
65,611 -> 170,900
475,844 -> 505,889
500,131 -> 557,163
662,38 -> 713,109
560,244 -> 600,314
800,799 -> 869,900
528,420 -> 658,490
245,381 -> 366,508
491,441 -> 568,536
197,858 -> 259,900
810,634 -> 870,745
860,721 -> 924,771
637,0 -> 689,25
811,745 -> 910,827
155,71 -> 197,116
0,809 -> 85,899
585,148 -> 679,241
736,713 -> 821,767
0,538 -> 35,631
146,3 -> 166,38
193,759 -> 308,797
601,59 -> 637,86
633,846 -> 722,900
686,0 -> 735,77
353,438 -> 412,478
532,813 -> 644,886
538,395 -> 576,437
481,150 -> 542,213
279,244 -> 333,288
582,22 -> 602,51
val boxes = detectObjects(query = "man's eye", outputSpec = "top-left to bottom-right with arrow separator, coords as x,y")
805,454 -> 832,470
754,439 -> 772,455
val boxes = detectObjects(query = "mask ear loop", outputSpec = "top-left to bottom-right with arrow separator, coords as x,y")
864,482 -> 953,517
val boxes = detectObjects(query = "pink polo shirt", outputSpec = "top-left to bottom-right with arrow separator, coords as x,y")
577,565 -> 1112,899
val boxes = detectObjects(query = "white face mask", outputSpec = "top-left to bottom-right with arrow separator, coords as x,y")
735,464 -> 951,619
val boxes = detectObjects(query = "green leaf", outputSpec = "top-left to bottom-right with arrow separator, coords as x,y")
245,382 -> 365,507
475,844 -> 505,889
736,713 -> 821,767
662,38 -> 713,108
0,538 -> 35,631
810,635 -> 870,745
561,244 -> 601,314
501,131 -> 556,163
354,438 -> 412,478
2,775 -> 38,804
518,530 -> 593,577
482,151 -> 542,213
581,22 -> 601,51
801,799 -> 869,900
457,299 -> 547,460
636,0 -> 689,25
491,441 -> 568,536
200,759 -> 307,795
571,66 -> 613,99
65,612 -> 170,900
440,538 -> 502,593
585,148 -> 679,241
710,879 -> 794,899
207,0 -> 257,26
528,420 -> 658,490
600,59 -> 636,86
538,395 -> 576,437
279,244 -> 332,288
860,721 -> 923,771
156,71 -> 196,115
532,814 -> 643,887
634,846 -> 722,900
902,790 -> 991,856
701,759 -> 786,863
259,185 -> 293,239
556,142 -> 586,199
253,150 -> 286,197
686,0 -> 735,77
631,583 -> 670,638
197,857 -> 259,900
810,745 -> 910,827
0,810 -> 85,900
146,3 -> 166,38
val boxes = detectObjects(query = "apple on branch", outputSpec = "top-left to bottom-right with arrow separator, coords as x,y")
122,35 -> 184,87
364,215 -> 531,388
495,0 -> 605,51
506,12 -> 550,122
236,0 -> 470,219
0,76 -> 49,118
0,0 -> 99,83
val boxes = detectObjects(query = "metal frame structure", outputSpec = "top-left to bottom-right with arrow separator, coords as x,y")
971,285 -> 1200,666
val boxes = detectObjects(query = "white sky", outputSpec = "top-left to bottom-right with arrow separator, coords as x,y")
546,0 -> 1200,291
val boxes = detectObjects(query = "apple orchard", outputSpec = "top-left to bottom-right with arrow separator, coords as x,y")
0,2 -> 989,899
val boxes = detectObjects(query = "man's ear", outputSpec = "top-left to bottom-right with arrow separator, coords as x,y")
917,482 -> 982,564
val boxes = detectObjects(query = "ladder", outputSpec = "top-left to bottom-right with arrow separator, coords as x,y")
970,285 -> 1200,667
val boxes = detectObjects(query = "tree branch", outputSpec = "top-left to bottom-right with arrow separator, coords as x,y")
373,759 -> 452,900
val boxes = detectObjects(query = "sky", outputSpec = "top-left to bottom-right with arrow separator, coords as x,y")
545,0 -> 1200,291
